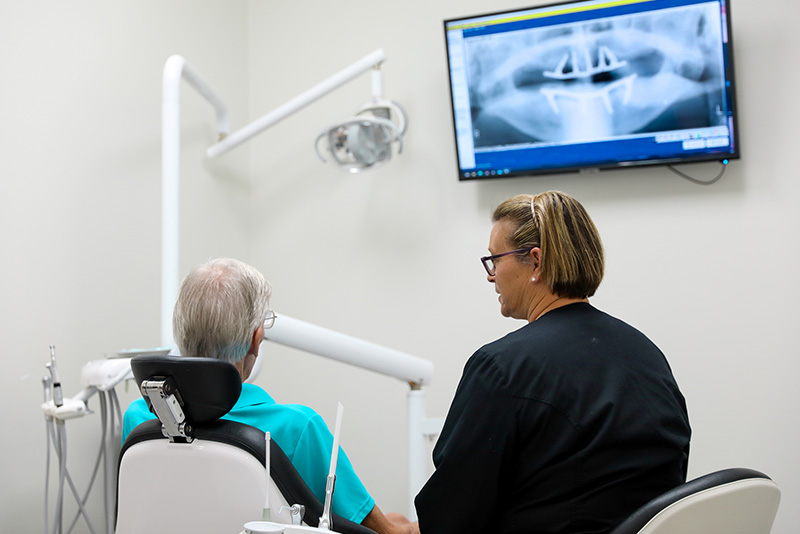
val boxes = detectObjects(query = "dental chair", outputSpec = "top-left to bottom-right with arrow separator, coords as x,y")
115,355 -> 376,534
610,468 -> 781,534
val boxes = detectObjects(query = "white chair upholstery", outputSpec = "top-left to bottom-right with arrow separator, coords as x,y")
114,355 -> 375,534
116,434 -> 293,534
610,468 -> 781,534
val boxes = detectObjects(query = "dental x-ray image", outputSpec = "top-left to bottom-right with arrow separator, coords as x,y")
466,3 -> 727,148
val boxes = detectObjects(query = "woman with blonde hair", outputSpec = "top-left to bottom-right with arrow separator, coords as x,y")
414,191 -> 691,534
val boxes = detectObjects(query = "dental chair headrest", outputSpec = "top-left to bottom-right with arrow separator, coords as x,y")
131,355 -> 241,424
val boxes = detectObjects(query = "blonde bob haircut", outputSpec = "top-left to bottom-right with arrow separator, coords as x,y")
492,191 -> 604,299
173,258 -> 272,364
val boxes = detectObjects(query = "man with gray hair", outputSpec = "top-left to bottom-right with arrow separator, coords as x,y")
172,258 -> 271,379
122,258 -> 413,534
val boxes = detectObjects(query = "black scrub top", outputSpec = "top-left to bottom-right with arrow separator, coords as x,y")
415,303 -> 690,534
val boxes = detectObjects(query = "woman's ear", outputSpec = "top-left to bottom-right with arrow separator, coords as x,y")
529,247 -> 542,280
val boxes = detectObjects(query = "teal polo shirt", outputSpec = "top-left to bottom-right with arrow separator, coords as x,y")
121,383 -> 375,524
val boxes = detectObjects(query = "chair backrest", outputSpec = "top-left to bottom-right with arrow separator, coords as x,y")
610,468 -> 781,534
115,355 -> 375,534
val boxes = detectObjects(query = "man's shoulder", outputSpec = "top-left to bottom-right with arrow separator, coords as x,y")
234,385 -> 323,430
125,396 -> 151,417
269,402 -> 320,421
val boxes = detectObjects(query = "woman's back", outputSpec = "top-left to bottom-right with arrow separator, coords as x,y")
416,303 -> 690,534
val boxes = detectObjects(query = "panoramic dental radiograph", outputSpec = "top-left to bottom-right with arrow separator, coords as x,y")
466,3 -> 727,147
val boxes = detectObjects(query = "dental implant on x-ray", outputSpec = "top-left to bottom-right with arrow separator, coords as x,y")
315,64 -> 407,173
540,39 -> 637,141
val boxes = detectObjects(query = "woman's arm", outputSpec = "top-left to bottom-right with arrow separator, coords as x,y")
414,353 -> 514,534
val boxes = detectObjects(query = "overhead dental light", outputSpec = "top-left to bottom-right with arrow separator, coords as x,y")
199,48 -> 407,168
314,71 -> 407,172
161,48 -> 406,347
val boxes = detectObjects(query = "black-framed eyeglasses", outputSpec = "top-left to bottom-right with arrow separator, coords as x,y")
480,248 -> 534,276
264,310 -> 277,329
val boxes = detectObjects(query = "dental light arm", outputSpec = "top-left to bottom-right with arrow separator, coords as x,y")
162,54 -> 232,348
264,313 -> 433,386
263,313 -> 442,519
206,49 -> 388,159
161,48 -> 405,346
163,55 -> 230,137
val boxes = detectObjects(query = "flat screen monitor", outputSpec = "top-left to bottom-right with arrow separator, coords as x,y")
443,0 -> 739,180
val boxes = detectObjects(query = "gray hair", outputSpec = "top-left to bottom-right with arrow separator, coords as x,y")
173,258 -> 272,363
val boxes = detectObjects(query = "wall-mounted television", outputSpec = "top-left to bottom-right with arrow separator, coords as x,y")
444,0 -> 739,180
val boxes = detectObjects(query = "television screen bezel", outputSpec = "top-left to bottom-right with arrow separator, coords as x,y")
443,0 -> 740,181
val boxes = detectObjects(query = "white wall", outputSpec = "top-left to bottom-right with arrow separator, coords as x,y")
1,0 -> 798,532
0,1 -> 251,531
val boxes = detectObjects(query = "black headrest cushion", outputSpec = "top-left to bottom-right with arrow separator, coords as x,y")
131,354 -> 242,424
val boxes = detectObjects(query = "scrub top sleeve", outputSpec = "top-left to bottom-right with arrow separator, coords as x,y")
415,352 -> 514,534
292,413 -> 375,524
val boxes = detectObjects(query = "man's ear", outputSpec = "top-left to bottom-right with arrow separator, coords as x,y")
250,326 -> 264,358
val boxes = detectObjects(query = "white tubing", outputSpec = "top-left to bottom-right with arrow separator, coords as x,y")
206,49 -> 387,159
161,55 -> 229,347
264,313 -> 433,386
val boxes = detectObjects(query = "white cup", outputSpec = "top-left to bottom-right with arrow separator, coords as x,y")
243,521 -> 286,534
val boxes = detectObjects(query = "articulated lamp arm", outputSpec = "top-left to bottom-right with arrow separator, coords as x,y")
161,48 -> 393,346
262,312 -> 433,386
206,49 -> 388,159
